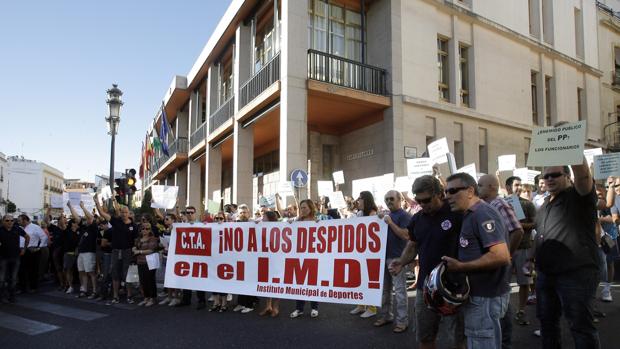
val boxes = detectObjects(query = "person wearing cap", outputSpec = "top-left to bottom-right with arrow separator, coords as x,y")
442,173 -> 511,349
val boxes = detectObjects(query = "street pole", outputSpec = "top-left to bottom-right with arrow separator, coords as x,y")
108,131 -> 115,212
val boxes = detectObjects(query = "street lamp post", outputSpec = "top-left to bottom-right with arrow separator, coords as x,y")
106,84 -> 123,211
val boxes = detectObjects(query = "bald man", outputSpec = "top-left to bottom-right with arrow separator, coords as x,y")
478,174 -> 525,349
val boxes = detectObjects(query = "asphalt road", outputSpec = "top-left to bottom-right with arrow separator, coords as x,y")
1,283 -> 618,348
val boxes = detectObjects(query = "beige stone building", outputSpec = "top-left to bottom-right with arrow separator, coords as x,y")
141,0 -> 609,212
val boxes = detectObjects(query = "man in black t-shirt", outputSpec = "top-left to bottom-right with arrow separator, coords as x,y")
0,214 -> 30,303
389,176 -> 464,348
535,160 -> 600,348
71,202 -> 99,298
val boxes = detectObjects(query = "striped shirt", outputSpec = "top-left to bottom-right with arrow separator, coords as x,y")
490,197 -> 522,233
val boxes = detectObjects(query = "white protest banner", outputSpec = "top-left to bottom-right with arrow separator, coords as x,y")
68,192 -> 81,207
100,186 -> 112,201
332,171 -> 345,185
446,153 -> 458,175
213,190 -> 222,202
277,181 -> 295,197
50,194 -> 63,209
328,191 -> 347,209
526,120 -> 586,166
151,185 -> 179,209
406,158 -> 433,179
428,137 -> 450,164
504,195 -> 525,221
164,217 -> 388,306
317,181 -> 334,198
513,168 -> 541,185
457,163 -> 477,180
593,153 -> 620,180
394,176 -> 412,193
497,154 -> 517,172
584,148 -> 603,167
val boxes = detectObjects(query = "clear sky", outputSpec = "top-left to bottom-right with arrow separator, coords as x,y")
0,0 -> 229,182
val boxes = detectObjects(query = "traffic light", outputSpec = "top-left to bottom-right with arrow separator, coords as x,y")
126,168 -> 137,195
114,178 -> 126,204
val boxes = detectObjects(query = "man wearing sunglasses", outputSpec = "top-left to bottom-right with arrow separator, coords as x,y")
389,176 -> 464,348
0,214 -> 30,303
373,190 -> 411,333
534,160 -> 600,348
441,172 -> 511,349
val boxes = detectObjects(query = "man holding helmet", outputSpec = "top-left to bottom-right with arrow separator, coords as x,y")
442,173 -> 511,349
389,175 -> 464,348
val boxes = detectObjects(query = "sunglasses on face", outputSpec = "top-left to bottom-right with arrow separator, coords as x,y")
415,197 -> 432,204
215,217 -> 225,221
384,197 -> 396,202
3,219 -> 13,222
445,187 -> 469,195
186,211 -> 195,215
543,172 -> 564,180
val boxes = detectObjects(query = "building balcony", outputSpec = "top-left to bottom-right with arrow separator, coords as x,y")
307,49 -> 387,96
152,137 -> 189,180
209,96 -> 235,134
239,52 -> 281,109
190,121 -> 208,150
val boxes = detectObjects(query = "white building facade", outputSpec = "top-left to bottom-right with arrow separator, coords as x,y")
140,0 -> 607,213
7,156 -> 64,219
0,152 -> 7,215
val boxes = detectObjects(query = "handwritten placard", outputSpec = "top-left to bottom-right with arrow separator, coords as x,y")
526,120 -> 586,166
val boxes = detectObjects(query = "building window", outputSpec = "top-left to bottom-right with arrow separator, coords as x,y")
614,47 -> 620,85
219,61 -> 233,105
529,0 -> 540,37
574,8 -> 584,59
253,150 -> 280,176
531,71 -> 538,125
479,128 -> 488,174
459,44 -> 469,107
255,18 -> 276,72
577,87 -> 585,121
542,0 -> 554,45
454,122 -> 464,169
426,116 -> 436,150
438,36 -> 450,101
545,75 -> 553,126
307,0 -> 364,61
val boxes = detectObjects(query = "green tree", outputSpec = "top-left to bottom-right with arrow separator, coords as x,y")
6,200 -> 16,214
135,188 -> 152,215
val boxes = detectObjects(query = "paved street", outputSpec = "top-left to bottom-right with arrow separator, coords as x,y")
1,281 -> 619,348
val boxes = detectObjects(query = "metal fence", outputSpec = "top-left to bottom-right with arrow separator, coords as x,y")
209,96 -> 235,133
190,122 -> 207,149
307,49 -> 387,96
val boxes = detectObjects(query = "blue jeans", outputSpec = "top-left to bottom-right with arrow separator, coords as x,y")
536,269 -> 600,349
99,253 -> 112,297
0,257 -> 21,299
462,293 -> 509,349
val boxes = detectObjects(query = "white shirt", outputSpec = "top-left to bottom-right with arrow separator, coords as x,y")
533,191 -> 549,209
24,223 -> 48,248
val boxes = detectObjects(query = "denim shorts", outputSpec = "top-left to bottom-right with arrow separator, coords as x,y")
462,293 -> 509,349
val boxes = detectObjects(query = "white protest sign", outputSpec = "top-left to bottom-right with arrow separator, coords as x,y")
277,181 -> 295,197
513,168 -> 541,185
351,173 -> 394,203
394,176 -> 412,193
594,153 -> 620,180
164,217 -> 388,306
406,158 -> 433,179
207,200 -> 221,213
146,253 -> 161,270
332,171 -> 345,185
428,138 -> 450,164
457,163 -> 477,180
328,191 -> 347,209
504,195 -> 525,221
584,148 -> 603,167
317,181 -> 334,198
150,185 -> 179,209
50,194 -> 63,209
447,153 -> 458,175
497,154 -> 516,172
100,186 -> 112,201
213,190 -> 222,202
526,120 -> 586,166
68,192 -> 81,207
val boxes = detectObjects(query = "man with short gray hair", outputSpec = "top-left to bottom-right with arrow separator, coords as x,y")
0,214 -> 30,303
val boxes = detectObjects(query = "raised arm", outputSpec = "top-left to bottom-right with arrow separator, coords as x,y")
572,156 -> 593,196
80,201 -> 94,225
67,201 -> 80,222
275,193 -> 285,217
94,193 -> 112,222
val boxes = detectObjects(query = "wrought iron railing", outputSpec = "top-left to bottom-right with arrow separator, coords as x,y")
239,52 -> 280,108
209,96 -> 235,133
156,137 -> 188,167
307,49 -> 387,96
190,122 -> 207,149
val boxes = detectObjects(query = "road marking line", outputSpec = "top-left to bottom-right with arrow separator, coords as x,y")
0,312 -> 60,335
17,299 -> 107,321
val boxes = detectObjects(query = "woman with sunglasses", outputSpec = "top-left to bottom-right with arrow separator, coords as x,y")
209,211 -> 230,312
349,191 -> 379,318
133,222 -> 159,307
290,200 -> 321,319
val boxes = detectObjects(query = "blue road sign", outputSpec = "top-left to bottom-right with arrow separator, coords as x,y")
290,169 -> 308,188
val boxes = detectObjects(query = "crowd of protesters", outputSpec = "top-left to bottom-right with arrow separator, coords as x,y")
0,154 -> 616,348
